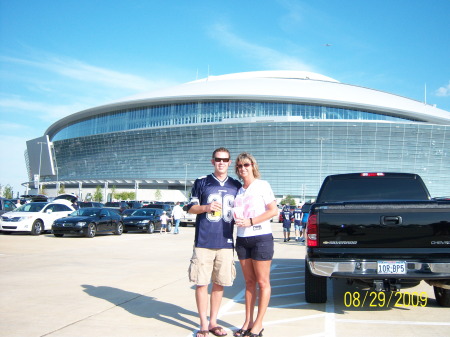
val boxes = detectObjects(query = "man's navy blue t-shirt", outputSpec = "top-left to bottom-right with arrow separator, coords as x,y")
187,174 -> 241,249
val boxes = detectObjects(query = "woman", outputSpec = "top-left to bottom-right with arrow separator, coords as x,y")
232,152 -> 278,337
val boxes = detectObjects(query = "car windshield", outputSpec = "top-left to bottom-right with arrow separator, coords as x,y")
14,203 -> 47,212
73,209 -> 100,217
133,209 -> 156,216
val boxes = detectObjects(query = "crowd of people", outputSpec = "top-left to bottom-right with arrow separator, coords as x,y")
185,147 -> 306,337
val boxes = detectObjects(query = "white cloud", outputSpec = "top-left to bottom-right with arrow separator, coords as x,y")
209,23 -> 315,71
0,96 -> 85,122
2,55 -> 165,92
436,81 -> 450,97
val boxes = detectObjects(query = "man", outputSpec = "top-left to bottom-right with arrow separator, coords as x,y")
293,204 -> 303,241
172,201 -> 183,234
282,204 -> 293,242
186,147 -> 242,337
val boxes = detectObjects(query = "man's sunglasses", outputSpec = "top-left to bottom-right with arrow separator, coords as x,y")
214,157 -> 230,162
237,163 -> 252,169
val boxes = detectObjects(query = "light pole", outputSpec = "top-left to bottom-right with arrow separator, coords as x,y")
184,163 -> 190,199
37,141 -> 46,193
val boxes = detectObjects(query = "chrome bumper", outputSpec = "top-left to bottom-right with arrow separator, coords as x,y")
308,260 -> 450,278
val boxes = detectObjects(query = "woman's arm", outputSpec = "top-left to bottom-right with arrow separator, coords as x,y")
236,200 -> 278,227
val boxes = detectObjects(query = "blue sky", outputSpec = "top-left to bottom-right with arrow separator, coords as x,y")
1,0 -> 449,195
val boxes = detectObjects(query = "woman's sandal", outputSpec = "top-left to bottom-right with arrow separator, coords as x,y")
233,328 -> 250,337
248,328 -> 264,337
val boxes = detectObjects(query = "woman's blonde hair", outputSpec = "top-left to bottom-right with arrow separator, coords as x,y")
235,152 -> 261,180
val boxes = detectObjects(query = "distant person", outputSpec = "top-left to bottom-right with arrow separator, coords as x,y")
160,211 -> 169,234
186,147 -> 241,337
293,205 -> 303,241
15,200 -> 22,208
71,199 -> 79,210
172,201 -> 183,234
233,152 -> 278,337
281,206 -> 293,242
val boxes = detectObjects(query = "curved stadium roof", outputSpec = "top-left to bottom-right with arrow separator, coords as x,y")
46,70 -> 450,139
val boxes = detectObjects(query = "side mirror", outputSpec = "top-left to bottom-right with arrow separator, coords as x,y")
46,209 -> 53,214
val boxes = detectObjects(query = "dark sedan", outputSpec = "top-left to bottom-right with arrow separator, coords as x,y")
122,208 -> 171,233
52,207 -> 123,238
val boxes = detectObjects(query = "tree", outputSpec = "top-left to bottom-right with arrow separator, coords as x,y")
111,185 -> 117,201
93,186 -> 103,202
58,184 -> 66,195
281,195 -> 296,206
2,184 -> 13,199
155,189 -> 162,201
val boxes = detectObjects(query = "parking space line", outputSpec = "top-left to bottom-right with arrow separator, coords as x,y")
336,318 -> 450,326
324,280 -> 336,337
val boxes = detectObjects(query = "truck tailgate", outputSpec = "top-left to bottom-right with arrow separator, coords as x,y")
317,202 -> 450,248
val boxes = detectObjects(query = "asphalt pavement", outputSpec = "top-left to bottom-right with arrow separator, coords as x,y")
0,224 -> 449,337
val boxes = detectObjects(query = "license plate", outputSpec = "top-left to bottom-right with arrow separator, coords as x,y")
377,261 -> 406,274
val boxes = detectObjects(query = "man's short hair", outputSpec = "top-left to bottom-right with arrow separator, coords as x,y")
212,147 -> 230,159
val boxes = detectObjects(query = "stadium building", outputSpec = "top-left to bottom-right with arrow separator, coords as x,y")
25,70 -> 450,202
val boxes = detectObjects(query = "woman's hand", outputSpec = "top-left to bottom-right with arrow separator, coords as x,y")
235,217 -> 252,227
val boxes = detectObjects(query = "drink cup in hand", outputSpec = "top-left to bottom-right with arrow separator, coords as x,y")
232,206 -> 244,221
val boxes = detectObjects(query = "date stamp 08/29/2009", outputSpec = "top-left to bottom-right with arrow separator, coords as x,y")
344,291 -> 428,308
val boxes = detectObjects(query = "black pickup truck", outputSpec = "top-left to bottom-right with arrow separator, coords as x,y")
305,172 -> 450,307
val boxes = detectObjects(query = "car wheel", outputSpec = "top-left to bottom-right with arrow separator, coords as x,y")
114,222 -> 123,235
146,222 -> 155,234
85,223 -> 96,238
434,286 -> 450,307
54,234 -> 64,237
31,220 -> 43,236
304,259 -> 327,303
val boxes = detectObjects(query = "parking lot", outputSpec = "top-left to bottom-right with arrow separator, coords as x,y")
1,226 -> 449,337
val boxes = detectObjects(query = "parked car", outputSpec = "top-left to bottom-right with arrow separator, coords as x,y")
52,207 -> 123,238
0,198 -> 16,216
121,209 -> 138,218
104,201 -> 129,213
180,211 -> 196,227
126,201 -> 142,209
142,203 -> 173,217
0,199 -> 75,235
79,201 -> 104,208
123,208 -> 171,233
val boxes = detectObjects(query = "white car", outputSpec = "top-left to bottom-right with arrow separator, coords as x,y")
0,199 -> 75,235
180,211 -> 197,227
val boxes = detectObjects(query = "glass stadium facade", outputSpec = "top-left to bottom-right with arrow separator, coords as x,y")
27,71 -> 450,200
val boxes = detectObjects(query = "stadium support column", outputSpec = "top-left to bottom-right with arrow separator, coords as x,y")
135,181 -> 139,201
104,182 -> 109,203
78,182 -> 82,201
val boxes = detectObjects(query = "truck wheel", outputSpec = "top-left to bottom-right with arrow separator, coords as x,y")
434,286 -> 450,307
305,259 -> 327,303
31,220 -> 43,236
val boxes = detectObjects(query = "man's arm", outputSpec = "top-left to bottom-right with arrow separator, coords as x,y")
188,201 -> 221,215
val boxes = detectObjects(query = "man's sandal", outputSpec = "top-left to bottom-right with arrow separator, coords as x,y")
209,326 -> 227,336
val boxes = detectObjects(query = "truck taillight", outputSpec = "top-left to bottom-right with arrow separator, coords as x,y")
306,214 -> 318,247
361,172 -> 385,177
